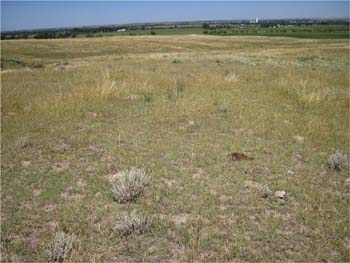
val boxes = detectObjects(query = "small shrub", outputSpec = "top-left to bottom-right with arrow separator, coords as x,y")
111,168 -> 149,203
327,150 -> 347,172
46,232 -> 75,262
150,31 -> 156,35
113,210 -> 151,237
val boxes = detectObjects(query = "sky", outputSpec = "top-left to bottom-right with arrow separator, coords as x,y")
1,1 -> 349,31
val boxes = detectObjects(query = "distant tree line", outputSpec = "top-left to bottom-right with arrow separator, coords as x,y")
1,31 -> 77,40
1,25 -> 128,40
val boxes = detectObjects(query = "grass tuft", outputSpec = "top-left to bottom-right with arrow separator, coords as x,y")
97,68 -> 118,99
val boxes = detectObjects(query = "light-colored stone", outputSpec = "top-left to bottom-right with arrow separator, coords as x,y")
275,191 -> 286,199
293,135 -> 304,143
22,161 -> 31,167
287,170 -> 294,176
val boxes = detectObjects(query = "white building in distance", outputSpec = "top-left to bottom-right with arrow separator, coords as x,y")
250,18 -> 259,24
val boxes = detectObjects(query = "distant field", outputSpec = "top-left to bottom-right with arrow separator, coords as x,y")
1,35 -> 349,262
80,25 -> 350,38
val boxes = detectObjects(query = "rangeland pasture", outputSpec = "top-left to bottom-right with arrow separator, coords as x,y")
1,35 -> 349,262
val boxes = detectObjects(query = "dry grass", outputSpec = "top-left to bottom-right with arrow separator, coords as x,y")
1,35 -> 349,262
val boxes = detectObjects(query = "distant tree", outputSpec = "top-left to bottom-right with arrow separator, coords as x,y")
203,23 -> 210,29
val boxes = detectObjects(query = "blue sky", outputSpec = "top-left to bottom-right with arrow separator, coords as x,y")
1,1 -> 349,31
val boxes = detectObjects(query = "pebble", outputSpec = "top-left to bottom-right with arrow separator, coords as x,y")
22,160 -> 31,167
287,170 -> 294,176
275,191 -> 286,199
293,135 -> 304,143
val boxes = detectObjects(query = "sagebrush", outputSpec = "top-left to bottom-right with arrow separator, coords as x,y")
113,210 -> 151,237
111,168 -> 149,203
46,232 -> 75,262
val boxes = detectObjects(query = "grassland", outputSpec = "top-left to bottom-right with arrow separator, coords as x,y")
1,35 -> 349,262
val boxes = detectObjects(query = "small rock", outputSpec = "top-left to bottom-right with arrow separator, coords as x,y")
287,170 -> 294,176
22,161 -> 31,167
33,189 -> 41,197
188,120 -> 194,126
293,135 -> 304,143
275,191 -> 286,199
86,112 -> 97,118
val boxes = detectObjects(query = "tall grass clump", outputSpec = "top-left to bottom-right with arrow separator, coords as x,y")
113,210 -> 151,237
224,72 -> 239,83
46,232 -> 75,263
111,168 -> 149,203
97,68 -> 118,99
280,78 -> 336,108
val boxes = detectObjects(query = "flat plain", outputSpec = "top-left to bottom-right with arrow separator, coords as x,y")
1,35 -> 349,262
